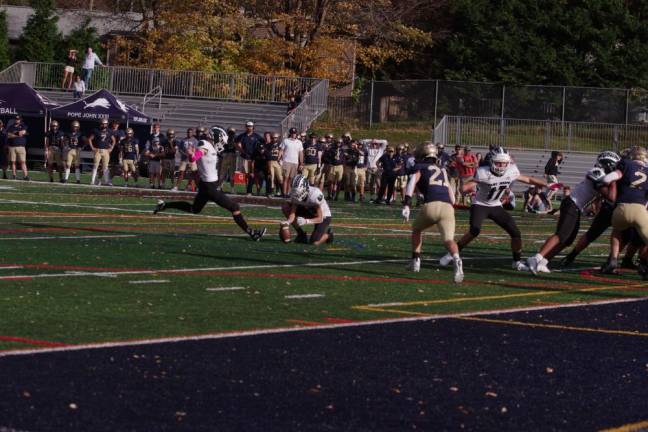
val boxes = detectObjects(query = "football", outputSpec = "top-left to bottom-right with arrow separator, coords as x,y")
279,223 -> 291,243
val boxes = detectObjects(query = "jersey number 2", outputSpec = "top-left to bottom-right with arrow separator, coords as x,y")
428,166 -> 445,186
631,171 -> 647,188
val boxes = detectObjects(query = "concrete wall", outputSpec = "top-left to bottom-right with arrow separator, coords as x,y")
0,5 -> 142,40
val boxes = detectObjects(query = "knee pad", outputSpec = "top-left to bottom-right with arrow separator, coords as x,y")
469,226 -> 481,237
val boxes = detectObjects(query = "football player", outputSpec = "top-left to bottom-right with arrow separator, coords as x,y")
527,164 -> 609,275
154,127 -> 267,241
402,143 -> 463,283
266,132 -> 284,196
558,151 -> 622,267
88,118 -> 115,186
281,174 -> 333,245
302,132 -> 321,186
161,129 -> 177,189
174,128 -> 198,192
324,138 -> 344,200
63,120 -> 83,184
598,146 -> 648,277
120,127 -> 140,187
108,120 -> 125,186
44,120 -> 65,183
145,136 -> 163,189
440,147 -> 549,271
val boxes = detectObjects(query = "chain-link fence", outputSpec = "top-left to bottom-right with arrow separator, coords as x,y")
326,79 -> 648,127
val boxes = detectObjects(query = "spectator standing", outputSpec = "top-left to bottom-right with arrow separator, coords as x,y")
81,47 -> 103,89
62,49 -> 78,89
71,75 -> 85,99
252,134 -> 270,196
457,146 -> 477,205
6,115 -> 29,180
544,151 -> 563,200
281,127 -> 304,196
287,96 -> 297,114
235,121 -> 264,196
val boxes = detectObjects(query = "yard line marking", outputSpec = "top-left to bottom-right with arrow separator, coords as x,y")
0,234 -> 136,241
457,316 -> 648,338
600,420 -> 648,432
128,280 -> 170,285
1,296 -> 646,358
0,266 -> 22,270
285,294 -> 325,299
206,287 -> 246,292
0,335 -> 68,348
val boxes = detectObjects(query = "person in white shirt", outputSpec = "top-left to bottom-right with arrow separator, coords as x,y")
81,47 -> 103,89
72,75 -> 85,99
153,127 -> 266,241
364,139 -> 388,199
281,127 -> 304,196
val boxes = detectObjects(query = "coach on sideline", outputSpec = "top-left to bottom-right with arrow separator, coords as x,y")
6,115 -> 29,181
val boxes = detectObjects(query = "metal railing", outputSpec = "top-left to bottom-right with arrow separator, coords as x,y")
433,115 -> 648,153
280,79 -> 329,135
0,61 -> 324,103
142,85 -> 162,112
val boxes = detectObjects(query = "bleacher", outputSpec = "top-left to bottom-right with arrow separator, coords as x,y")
39,90 -> 289,133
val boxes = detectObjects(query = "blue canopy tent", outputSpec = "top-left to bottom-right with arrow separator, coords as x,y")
50,89 -> 151,148
0,83 -> 59,161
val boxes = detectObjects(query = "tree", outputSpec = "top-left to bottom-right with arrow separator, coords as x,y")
19,0 -> 62,62
61,18 -> 104,61
0,11 -> 11,69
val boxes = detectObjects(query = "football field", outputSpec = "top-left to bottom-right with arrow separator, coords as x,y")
0,178 -> 647,431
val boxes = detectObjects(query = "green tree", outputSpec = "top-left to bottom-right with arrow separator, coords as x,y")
19,0 -> 62,62
0,10 -> 11,69
60,18 -> 104,60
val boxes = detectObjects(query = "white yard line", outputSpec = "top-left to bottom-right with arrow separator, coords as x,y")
0,234 -> 136,241
128,280 -> 170,285
0,296 -> 645,358
285,294 -> 325,299
206,287 -> 247,292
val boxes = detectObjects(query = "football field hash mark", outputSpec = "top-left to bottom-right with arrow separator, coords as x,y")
128,280 -> 170,285
206,287 -> 247,292
284,294 -> 325,299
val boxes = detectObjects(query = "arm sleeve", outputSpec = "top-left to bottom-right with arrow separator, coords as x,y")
189,149 -> 204,162
601,170 -> 622,185
405,173 -> 418,197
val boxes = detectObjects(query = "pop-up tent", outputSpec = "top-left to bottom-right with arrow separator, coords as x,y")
50,89 -> 150,126
0,83 -> 59,152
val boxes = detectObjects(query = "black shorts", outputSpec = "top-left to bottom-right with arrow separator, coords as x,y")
193,180 -> 239,213
555,197 -> 581,246
469,204 -> 521,238
584,203 -> 614,242
296,206 -> 331,243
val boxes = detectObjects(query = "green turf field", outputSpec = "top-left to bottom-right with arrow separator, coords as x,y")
0,177 -> 645,352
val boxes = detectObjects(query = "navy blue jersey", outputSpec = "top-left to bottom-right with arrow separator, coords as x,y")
253,140 -> 267,163
303,141 -> 321,165
7,122 -> 27,147
111,128 -> 125,144
357,148 -> 369,168
378,153 -> 398,174
45,130 -> 66,149
67,131 -> 83,149
121,138 -> 139,159
223,135 -> 236,154
179,137 -> 198,161
162,137 -> 176,160
344,148 -> 360,167
266,142 -> 282,161
617,159 -> 648,205
415,162 -> 452,204
92,128 -> 113,149
327,146 -> 344,166
393,153 -> 406,175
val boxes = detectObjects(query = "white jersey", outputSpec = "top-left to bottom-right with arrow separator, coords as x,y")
196,141 -> 219,183
473,164 -> 520,207
569,177 -> 599,212
291,186 -> 332,218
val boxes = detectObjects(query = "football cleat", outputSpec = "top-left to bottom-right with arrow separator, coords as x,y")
558,254 -> 575,267
249,227 -> 267,242
171,186 -> 178,191
153,200 -> 165,215
513,260 -> 529,272
439,253 -> 453,267
407,257 -> 421,273
600,258 -> 619,275
453,258 -> 464,283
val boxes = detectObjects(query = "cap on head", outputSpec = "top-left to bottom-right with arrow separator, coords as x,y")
245,121 -> 254,128
71,120 -> 80,128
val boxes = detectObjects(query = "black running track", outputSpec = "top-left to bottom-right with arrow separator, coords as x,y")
1,300 -> 647,432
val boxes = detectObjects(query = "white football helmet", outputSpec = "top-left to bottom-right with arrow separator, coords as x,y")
489,147 -> 511,176
290,174 -> 309,201
210,126 -> 227,153
596,151 -> 620,173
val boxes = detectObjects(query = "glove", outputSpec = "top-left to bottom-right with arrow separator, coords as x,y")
296,217 -> 309,226
401,205 -> 410,222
